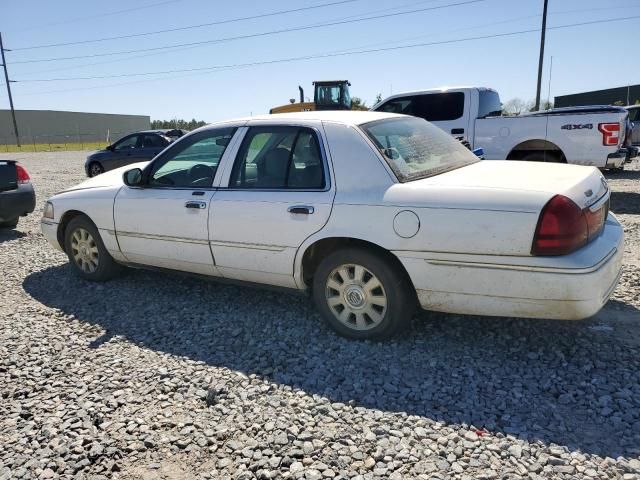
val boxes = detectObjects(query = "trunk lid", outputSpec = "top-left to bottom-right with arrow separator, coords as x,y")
0,160 -> 18,192
387,160 -> 608,212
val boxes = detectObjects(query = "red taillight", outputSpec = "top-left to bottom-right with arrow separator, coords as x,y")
532,194 -> 608,256
532,195 -> 587,256
16,164 -> 30,184
598,122 -> 620,146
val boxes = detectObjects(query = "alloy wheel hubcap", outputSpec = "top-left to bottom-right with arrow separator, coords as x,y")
91,165 -> 102,176
70,228 -> 99,273
325,263 -> 387,331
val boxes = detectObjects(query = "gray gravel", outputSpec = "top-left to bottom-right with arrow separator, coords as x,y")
1,151 -> 639,479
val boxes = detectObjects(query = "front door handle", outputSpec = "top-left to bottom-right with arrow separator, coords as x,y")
185,201 -> 207,209
288,205 -> 314,215
451,128 -> 465,134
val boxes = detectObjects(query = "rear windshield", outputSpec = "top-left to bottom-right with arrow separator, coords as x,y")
360,117 -> 479,182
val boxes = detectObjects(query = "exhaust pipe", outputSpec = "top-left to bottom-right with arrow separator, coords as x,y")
299,86 -> 304,103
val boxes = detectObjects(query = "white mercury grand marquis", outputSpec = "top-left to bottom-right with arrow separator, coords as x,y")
41,111 -> 624,339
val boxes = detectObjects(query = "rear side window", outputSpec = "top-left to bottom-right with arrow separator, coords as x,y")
142,134 -> 167,148
478,90 -> 502,118
377,92 -> 465,121
229,127 -> 325,189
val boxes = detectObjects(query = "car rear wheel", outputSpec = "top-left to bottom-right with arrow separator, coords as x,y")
89,162 -> 104,177
0,218 -> 18,229
64,215 -> 122,281
312,248 -> 415,340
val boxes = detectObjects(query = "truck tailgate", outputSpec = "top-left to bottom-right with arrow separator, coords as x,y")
0,161 -> 18,192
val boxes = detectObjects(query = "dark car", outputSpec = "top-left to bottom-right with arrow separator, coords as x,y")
0,160 -> 35,229
84,130 -> 183,177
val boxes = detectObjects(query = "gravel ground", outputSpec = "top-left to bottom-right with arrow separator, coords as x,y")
1,152 -> 639,480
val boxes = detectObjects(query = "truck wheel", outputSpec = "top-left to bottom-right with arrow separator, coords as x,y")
0,218 -> 18,229
522,151 -> 561,163
89,162 -> 104,177
64,215 -> 122,281
312,248 -> 415,340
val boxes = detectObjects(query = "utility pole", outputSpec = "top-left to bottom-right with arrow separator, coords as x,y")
0,32 -> 20,147
534,0 -> 549,112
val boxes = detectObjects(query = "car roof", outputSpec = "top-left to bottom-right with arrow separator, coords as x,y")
203,111 -> 403,129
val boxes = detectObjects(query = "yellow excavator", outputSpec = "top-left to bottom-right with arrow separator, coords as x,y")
270,80 -> 352,114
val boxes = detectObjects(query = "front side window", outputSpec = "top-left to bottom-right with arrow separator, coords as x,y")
148,127 -> 236,188
361,117 -> 478,182
229,127 -> 325,189
377,92 -> 465,122
114,135 -> 139,150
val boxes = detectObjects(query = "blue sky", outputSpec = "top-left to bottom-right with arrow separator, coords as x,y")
1,0 -> 638,121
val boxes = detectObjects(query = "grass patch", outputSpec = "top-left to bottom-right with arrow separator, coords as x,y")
1,142 -> 106,153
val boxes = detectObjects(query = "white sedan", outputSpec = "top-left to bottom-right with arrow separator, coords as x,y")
41,111 -> 624,340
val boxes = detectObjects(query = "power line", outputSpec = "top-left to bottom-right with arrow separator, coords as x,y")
9,0 -> 362,51
14,14 -> 640,85
7,0 -> 487,64
8,0 -> 184,33
12,0 -> 441,77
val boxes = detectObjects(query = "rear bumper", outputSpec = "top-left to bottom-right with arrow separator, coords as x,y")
396,214 -> 624,320
0,184 -> 36,221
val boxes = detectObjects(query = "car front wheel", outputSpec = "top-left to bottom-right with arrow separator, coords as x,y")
64,215 -> 122,281
312,248 -> 415,340
88,162 -> 104,177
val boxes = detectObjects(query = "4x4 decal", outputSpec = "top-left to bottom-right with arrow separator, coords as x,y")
561,123 -> 593,130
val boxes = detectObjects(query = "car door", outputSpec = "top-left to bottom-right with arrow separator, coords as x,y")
210,124 -> 335,288
110,134 -> 144,169
113,127 -> 239,275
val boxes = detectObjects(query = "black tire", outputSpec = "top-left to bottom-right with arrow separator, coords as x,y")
312,248 -> 415,340
64,215 -> 122,281
522,151 -> 561,163
0,218 -> 19,229
88,162 -> 104,177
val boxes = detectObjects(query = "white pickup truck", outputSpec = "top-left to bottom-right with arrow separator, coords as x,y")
372,86 -> 634,170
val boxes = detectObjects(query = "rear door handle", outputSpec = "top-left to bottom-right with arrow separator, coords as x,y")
185,201 -> 207,209
287,205 -> 314,215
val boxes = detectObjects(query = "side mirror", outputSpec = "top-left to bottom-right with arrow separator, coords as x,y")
106,145 -> 114,151
123,168 -> 144,187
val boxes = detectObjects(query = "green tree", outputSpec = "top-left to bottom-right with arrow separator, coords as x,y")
350,97 -> 369,111
151,118 -> 208,130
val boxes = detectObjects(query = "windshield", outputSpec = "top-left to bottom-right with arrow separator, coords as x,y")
360,117 -> 479,182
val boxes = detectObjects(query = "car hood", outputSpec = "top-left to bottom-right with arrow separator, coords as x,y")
64,162 -> 149,192
384,160 -> 608,212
